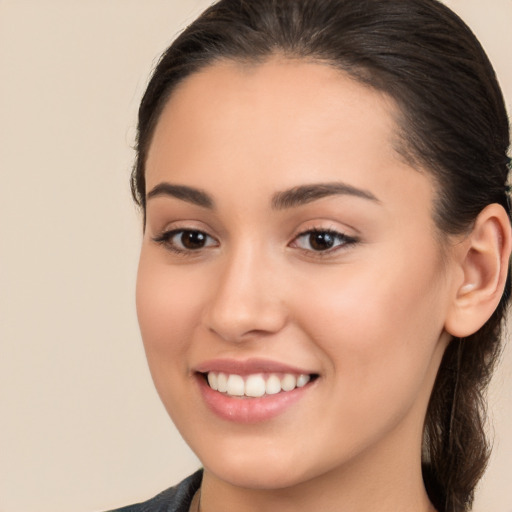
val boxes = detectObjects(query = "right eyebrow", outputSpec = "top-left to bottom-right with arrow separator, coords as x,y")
146,183 -> 214,209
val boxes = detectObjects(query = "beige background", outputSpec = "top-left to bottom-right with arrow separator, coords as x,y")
0,1 -> 510,511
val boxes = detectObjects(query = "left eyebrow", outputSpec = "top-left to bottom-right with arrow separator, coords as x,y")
271,182 -> 380,210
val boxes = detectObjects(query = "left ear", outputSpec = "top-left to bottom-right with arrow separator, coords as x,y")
445,203 -> 512,338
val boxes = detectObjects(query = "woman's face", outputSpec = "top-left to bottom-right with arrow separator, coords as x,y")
137,59 -> 456,490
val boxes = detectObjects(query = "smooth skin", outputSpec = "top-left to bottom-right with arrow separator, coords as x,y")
136,58 -> 511,512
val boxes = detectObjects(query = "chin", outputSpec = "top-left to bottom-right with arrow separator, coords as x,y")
205,458 -> 313,490
189,434 -> 328,491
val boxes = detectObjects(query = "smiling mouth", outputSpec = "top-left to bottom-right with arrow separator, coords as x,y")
201,371 -> 318,398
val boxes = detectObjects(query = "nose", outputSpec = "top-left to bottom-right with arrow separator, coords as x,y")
201,244 -> 288,343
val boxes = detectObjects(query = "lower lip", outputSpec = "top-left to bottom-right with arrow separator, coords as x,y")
196,375 -> 313,423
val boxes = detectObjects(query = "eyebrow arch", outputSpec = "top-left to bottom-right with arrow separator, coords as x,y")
147,183 -> 214,209
271,182 -> 380,210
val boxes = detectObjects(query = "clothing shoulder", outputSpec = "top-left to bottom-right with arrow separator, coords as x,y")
105,470 -> 203,512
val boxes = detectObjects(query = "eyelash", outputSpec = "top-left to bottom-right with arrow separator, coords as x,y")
152,229 -> 218,255
152,227 -> 358,256
291,228 -> 358,255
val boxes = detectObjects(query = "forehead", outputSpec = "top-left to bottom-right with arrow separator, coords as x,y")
149,58 -> 400,164
145,58 -> 434,217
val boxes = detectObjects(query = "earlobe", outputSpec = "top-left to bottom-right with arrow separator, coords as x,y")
445,203 -> 512,338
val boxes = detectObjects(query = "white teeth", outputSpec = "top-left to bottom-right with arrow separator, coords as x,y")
206,371 -> 313,397
265,374 -> 282,395
245,374 -> 266,397
217,372 -> 228,393
226,374 -> 245,396
207,372 -> 218,391
281,374 -> 296,391
297,374 -> 311,387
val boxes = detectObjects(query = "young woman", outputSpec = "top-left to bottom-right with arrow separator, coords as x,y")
113,1 -> 512,511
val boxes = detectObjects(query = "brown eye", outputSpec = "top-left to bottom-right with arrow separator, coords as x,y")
153,229 -> 218,254
180,230 -> 208,249
308,232 -> 336,251
292,229 -> 358,253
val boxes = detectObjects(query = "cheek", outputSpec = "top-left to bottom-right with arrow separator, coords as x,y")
291,244 -> 448,402
136,251 -> 201,365
135,250 -> 211,430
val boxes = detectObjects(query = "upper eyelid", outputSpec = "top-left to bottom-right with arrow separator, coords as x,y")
291,223 -> 356,240
303,219 -> 359,233
155,226 -> 350,239
154,227 -> 217,241
151,220 -> 218,237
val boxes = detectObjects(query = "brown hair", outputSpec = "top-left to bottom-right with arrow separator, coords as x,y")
131,1 -> 511,510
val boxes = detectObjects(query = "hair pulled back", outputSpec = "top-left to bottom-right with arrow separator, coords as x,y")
132,1 -> 511,510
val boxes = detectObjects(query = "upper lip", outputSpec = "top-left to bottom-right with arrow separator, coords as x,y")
194,357 -> 316,376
